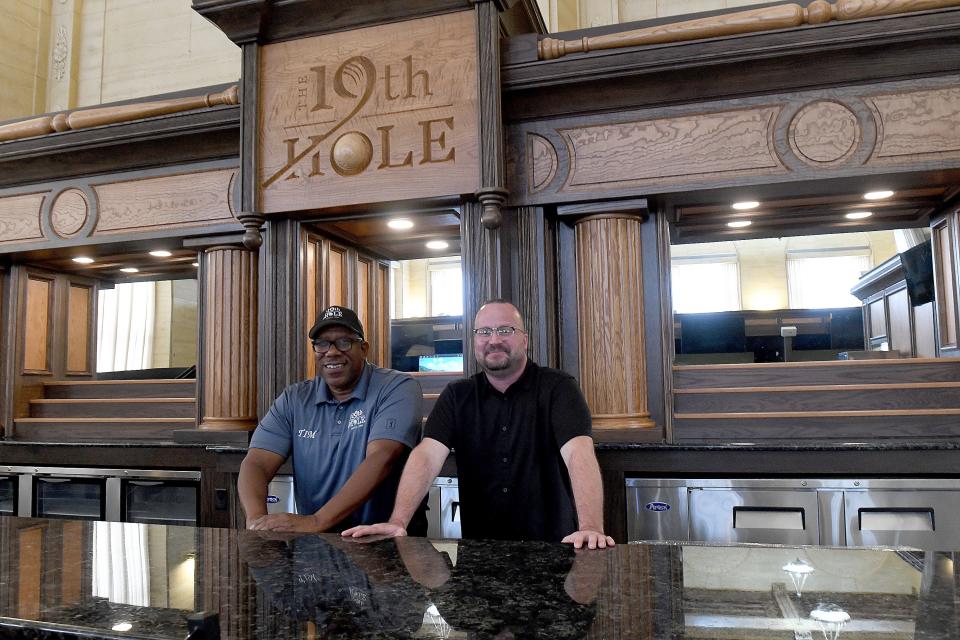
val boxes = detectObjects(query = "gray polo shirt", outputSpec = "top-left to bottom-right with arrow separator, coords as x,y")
249,362 -> 422,528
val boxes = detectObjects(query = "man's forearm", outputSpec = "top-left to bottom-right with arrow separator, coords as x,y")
564,440 -> 606,532
311,446 -> 401,530
238,460 -> 271,523
388,443 -> 446,528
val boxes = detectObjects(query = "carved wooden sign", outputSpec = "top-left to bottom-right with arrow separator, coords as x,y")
258,11 -> 480,214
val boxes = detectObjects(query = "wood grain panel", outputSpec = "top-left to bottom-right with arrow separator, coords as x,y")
869,299 -> 887,340
94,169 -> 236,234
560,106 -> 785,193
258,11 -> 479,213
305,239 -> 319,380
17,526 -> 42,619
23,277 -> 51,372
328,244 -> 347,307
915,301 -> 937,358
0,193 -> 45,245
199,247 -> 258,431
357,257 -> 371,337
66,285 -> 91,374
933,221 -> 958,348
376,262 -> 390,367
575,215 -> 654,430
49,189 -> 89,238
887,287 -> 913,356
868,87 -> 960,163
60,521 -> 84,605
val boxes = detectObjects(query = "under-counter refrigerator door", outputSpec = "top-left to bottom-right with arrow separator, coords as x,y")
689,488 -> 821,545
0,476 -> 15,516
844,490 -> 960,549
34,477 -> 106,520
123,480 -> 199,526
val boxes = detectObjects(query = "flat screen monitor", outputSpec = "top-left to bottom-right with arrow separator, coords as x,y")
418,355 -> 463,372
900,241 -> 934,307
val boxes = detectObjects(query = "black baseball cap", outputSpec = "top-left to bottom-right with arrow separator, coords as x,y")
308,306 -> 365,340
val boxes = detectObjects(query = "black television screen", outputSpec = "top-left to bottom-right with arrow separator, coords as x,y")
900,241 -> 934,307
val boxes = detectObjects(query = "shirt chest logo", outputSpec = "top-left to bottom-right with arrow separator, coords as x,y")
297,429 -> 317,439
347,409 -> 367,430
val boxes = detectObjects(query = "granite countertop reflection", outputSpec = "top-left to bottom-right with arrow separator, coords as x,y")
1,516 -> 958,639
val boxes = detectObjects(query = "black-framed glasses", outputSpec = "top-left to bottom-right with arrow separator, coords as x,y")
473,326 -> 522,338
311,337 -> 362,354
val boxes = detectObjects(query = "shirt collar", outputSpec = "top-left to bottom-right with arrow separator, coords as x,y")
314,361 -> 372,404
478,359 -> 538,395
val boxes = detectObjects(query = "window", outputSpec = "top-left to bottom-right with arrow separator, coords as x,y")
787,254 -> 871,309
428,259 -> 463,317
671,260 -> 741,313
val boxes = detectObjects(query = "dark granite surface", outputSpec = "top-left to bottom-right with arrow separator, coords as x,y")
1,516 -> 958,639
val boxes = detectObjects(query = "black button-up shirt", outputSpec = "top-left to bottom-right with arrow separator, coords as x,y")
424,361 -> 592,541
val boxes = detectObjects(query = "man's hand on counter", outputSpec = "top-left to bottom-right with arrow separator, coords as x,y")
247,513 -> 324,533
562,530 -> 615,550
341,522 -> 408,539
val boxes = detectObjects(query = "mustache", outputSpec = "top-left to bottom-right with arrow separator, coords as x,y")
484,346 -> 510,354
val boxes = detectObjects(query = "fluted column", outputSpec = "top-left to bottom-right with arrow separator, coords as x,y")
199,246 -> 258,431
574,214 -> 655,431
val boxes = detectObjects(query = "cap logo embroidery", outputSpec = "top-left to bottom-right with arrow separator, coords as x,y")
324,307 -> 343,319
347,409 -> 367,430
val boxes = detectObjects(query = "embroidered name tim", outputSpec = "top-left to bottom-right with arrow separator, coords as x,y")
298,429 -> 317,439
347,410 -> 367,430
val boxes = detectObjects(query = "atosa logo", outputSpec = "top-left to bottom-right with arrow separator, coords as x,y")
644,501 -> 671,512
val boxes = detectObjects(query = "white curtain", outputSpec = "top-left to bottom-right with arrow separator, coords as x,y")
97,282 -> 156,372
92,522 -> 150,607
671,261 -> 741,313
787,255 -> 871,309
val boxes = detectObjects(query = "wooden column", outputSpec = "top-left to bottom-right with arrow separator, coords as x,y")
574,214 -> 655,431
200,246 -> 258,431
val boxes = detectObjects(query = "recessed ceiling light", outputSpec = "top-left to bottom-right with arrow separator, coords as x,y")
387,218 -> 414,230
845,211 -> 873,220
426,240 -> 449,250
149,250 -> 172,257
120,267 -> 139,274
192,262 -> 199,267
72,257 -> 94,264
727,220 -> 753,228
732,201 -> 760,210
864,190 -> 894,200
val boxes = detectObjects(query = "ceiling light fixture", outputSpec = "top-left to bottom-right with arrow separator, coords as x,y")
727,220 -> 752,228
864,190 -> 894,200
426,240 -> 449,250
387,218 -> 414,230
120,267 -> 139,274
732,201 -> 760,210
149,250 -> 172,257
845,211 -> 873,220
72,257 -> 94,264
192,262 -> 199,267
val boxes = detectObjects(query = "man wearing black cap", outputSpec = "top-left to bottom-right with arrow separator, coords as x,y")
238,305 -> 423,533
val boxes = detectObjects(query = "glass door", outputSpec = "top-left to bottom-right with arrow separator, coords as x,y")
0,476 -> 16,515
34,476 -> 106,520
123,480 -> 198,526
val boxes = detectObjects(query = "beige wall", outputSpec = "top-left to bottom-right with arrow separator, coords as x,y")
672,231 -> 904,311
151,279 -> 198,368
0,0 -> 49,121
0,0 -> 240,121
539,0 -> 776,31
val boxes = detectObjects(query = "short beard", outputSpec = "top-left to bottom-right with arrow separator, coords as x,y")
480,348 -> 514,372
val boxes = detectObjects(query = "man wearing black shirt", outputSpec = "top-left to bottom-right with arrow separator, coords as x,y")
345,300 -> 614,548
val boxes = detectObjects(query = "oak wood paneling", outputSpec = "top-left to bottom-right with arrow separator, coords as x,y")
60,521 -> 83,605
915,301 -> 937,358
888,287 -> 913,356
17,526 -> 42,619
94,168 -> 236,234
357,257 -> 371,337
0,193 -> 46,245
66,284 -> 91,374
376,262 -> 390,367
257,11 -> 479,214
199,247 -> 258,431
575,214 -> 654,430
23,277 -> 51,373
868,298 -> 888,340
305,238 -> 319,380
328,244 -> 347,307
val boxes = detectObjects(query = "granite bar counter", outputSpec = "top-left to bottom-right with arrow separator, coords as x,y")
0,516 -> 957,639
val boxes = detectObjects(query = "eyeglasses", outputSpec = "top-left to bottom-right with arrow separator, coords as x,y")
311,337 -> 362,354
473,326 -> 522,338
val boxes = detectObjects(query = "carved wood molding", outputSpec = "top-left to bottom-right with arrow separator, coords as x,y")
511,77 -> 960,204
538,0 -> 960,60
0,86 -> 239,144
